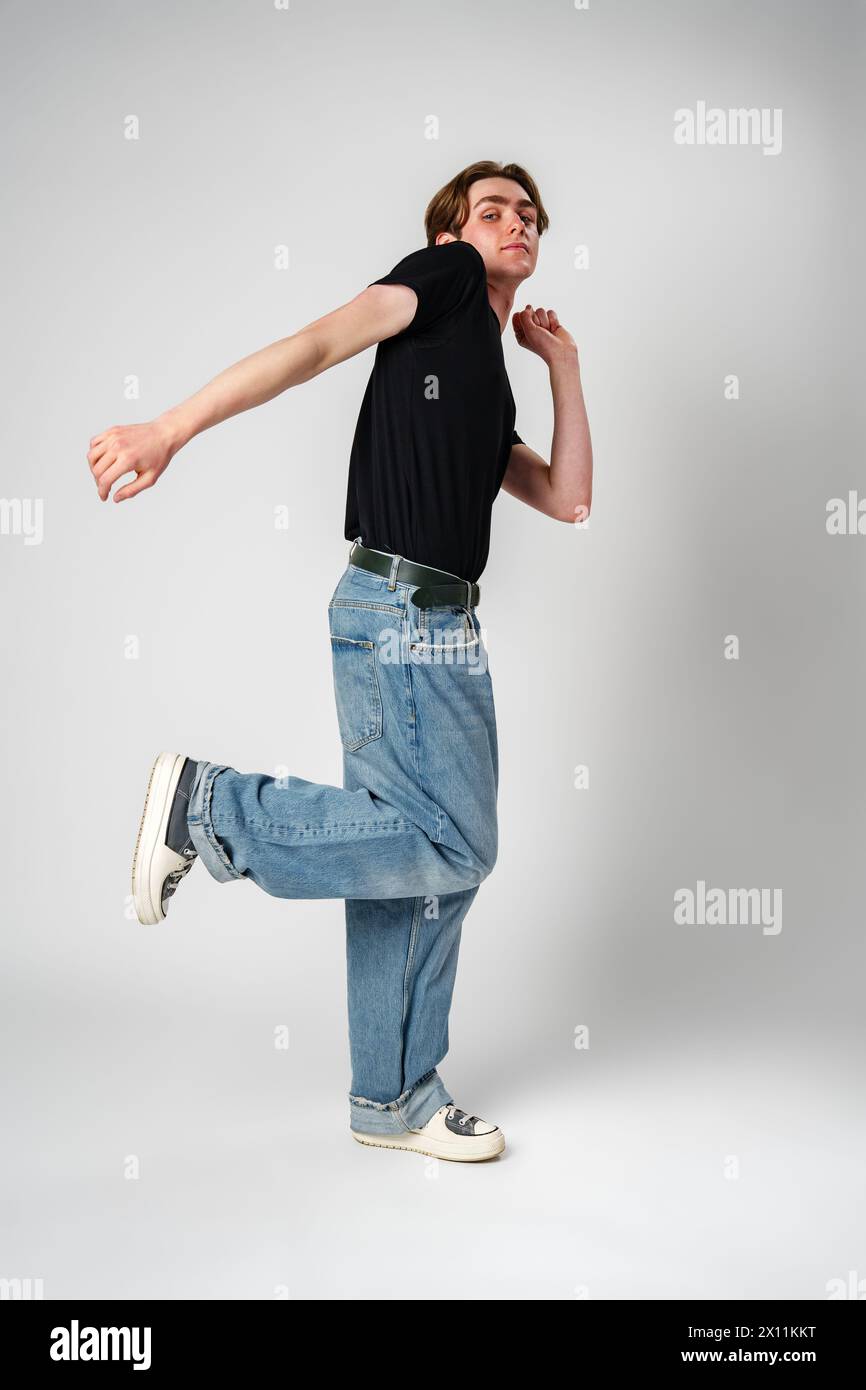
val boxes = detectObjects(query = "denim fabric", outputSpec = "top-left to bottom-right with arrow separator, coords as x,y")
185,554 -> 499,1135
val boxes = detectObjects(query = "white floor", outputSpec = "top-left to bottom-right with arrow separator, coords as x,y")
3,1005 -> 860,1300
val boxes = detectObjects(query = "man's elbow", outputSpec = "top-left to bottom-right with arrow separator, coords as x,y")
554,499 -> 591,524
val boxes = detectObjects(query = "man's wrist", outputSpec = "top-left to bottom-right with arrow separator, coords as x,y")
548,350 -> 581,392
156,406 -> 193,457
548,346 -> 580,377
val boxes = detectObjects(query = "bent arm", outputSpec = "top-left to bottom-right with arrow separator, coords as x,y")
500,353 -> 593,524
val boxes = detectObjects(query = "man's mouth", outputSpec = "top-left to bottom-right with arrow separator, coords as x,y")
502,244 -> 530,253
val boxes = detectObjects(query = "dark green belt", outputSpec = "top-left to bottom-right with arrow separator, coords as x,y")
348,540 -> 481,609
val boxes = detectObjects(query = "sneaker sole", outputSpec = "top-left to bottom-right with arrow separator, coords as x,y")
352,1129 -> 505,1162
132,751 -> 187,925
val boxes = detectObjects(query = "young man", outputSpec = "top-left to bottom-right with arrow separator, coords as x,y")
88,160 -> 593,1163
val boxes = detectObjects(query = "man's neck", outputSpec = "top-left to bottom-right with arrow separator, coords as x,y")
487,284 -> 515,336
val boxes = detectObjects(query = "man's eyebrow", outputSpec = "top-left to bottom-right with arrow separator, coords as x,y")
472,194 -> 537,212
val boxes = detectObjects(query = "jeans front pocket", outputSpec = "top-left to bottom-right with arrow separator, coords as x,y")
407,603 -> 479,656
329,634 -> 384,751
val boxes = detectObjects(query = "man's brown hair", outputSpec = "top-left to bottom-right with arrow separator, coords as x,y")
423,160 -> 549,248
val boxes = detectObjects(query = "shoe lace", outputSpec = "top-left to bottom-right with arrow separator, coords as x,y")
445,1103 -> 479,1128
161,846 -> 197,907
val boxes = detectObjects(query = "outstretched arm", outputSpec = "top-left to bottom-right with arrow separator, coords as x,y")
87,282 -> 420,503
500,305 -> 593,524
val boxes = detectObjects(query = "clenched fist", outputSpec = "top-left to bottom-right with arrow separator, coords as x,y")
511,305 -> 578,368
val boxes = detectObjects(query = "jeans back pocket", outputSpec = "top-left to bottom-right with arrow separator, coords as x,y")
329,634 -> 384,752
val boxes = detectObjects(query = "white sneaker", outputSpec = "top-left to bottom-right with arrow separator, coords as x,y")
353,1103 -> 505,1162
132,752 -> 199,925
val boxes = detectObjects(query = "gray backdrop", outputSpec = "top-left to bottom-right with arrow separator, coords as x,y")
2,0 -> 863,1301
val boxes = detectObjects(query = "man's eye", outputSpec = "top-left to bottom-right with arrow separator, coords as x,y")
482,211 -> 497,219
521,214 -> 535,225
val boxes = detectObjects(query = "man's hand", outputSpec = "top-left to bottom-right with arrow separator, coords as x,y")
87,418 -> 177,502
511,305 -> 577,368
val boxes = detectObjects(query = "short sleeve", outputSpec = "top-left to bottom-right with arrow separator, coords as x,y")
368,240 -> 485,339
511,428 -> 523,446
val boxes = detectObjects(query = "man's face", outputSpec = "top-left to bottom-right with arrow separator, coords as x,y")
437,176 -> 539,286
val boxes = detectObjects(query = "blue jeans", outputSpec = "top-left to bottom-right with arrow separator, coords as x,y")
185,552 -> 499,1135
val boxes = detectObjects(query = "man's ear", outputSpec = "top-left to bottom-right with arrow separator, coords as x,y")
435,233 -> 457,246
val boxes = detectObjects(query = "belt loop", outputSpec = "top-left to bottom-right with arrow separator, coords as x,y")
387,552 -> 402,591
465,579 -> 471,609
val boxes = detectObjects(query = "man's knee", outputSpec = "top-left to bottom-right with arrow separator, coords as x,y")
474,834 -> 498,884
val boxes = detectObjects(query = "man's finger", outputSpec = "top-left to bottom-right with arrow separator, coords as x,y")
97,458 -> 136,501
91,447 -> 118,482
88,439 -> 111,470
113,474 -> 153,503
520,307 -> 547,337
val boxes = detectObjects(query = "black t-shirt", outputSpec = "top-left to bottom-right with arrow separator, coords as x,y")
343,239 -> 523,584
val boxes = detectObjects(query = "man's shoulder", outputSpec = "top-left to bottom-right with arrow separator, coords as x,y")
383,239 -> 485,281
367,240 -> 486,344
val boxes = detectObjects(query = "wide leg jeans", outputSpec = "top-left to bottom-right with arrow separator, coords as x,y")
185,554 -> 499,1135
